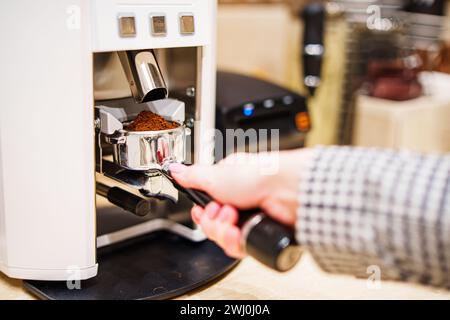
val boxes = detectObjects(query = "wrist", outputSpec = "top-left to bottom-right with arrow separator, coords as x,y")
259,149 -> 314,225
279,148 -> 313,188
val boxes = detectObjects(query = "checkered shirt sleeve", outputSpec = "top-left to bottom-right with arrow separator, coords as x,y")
297,146 -> 450,288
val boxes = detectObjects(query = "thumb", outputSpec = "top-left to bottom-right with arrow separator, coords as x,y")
169,163 -> 216,192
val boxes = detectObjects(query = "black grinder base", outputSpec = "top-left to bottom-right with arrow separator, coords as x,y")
23,231 -> 238,300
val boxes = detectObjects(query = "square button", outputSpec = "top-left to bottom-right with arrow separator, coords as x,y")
151,15 -> 166,36
118,15 -> 136,37
180,15 -> 195,35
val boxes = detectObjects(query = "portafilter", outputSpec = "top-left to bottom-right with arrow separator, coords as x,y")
101,109 -> 302,272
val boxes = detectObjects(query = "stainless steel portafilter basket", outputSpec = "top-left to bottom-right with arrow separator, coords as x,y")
105,124 -> 188,171
96,99 -> 188,171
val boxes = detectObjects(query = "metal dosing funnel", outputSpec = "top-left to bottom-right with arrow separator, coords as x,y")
118,50 -> 168,103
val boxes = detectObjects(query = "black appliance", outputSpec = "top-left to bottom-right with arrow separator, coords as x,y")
215,71 -> 310,156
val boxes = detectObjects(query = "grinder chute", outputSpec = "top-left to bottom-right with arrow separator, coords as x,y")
118,50 -> 168,103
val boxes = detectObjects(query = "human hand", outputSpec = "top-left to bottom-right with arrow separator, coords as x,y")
169,149 -> 312,258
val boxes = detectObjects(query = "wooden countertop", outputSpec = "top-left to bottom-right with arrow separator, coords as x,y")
1,253 -> 449,300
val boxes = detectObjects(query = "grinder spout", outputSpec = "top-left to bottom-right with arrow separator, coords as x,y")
118,50 -> 168,103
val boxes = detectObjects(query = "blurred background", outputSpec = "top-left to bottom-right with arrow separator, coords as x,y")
215,0 -> 450,153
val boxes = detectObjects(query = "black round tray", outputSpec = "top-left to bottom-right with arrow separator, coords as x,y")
24,231 -> 238,300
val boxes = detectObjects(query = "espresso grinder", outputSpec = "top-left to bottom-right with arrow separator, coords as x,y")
0,0 -> 301,299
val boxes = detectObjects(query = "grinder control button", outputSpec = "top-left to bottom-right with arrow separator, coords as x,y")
150,15 -> 166,36
118,15 -> 136,38
179,14 -> 195,35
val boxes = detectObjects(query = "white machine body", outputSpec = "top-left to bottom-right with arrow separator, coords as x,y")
0,0 -> 217,280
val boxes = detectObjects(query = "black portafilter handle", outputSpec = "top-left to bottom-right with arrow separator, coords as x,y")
166,173 -> 302,272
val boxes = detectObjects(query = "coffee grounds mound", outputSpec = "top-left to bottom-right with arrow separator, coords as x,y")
126,111 -> 180,131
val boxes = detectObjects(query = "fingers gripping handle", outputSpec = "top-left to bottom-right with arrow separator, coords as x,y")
172,183 -> 302,272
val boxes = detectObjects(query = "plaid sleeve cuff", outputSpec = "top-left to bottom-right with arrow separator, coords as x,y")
296,146 -> 450,287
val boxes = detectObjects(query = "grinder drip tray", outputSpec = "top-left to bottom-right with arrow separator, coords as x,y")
24,230 -> 238,300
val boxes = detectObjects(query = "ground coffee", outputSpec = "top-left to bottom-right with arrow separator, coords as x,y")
126,111 -> 180,131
